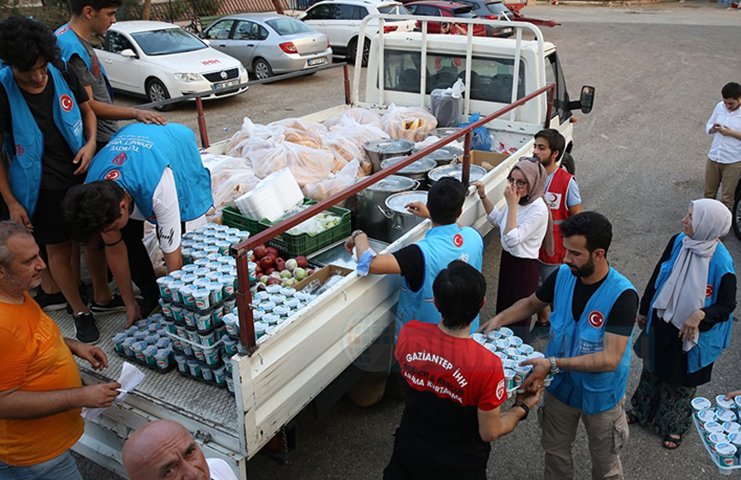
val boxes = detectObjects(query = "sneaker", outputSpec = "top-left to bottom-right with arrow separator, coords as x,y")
74,312 -> 100,344
34,291 -> 68,311
91,294 -> 127,314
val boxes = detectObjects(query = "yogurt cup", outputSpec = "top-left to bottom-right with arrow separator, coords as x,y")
284,297 -> 300,309
155,348 -> 171,370
718,409 -> 737,424
193,267 -> 210,278
717,395 -> 735,410
265,284 -> 282,294
505,347 -> 519,358
509,336 -> 524,348
265,325 -> 278,336
181,273 -> 198,285
217,265 -> 233,275
495,339 -> 509,350
202,346 -> 221,366
206,271 -> 222,283
180,286 -> 196,308
263,313 -> 280,326
280,287 -> 296,297
211,308 -> 225,326
270,294 -> 286,305
543,373 -> 554,387
174,354 -> 188,374
498,327 -> 514,337
692,397 -> 712,415
471,333 -> 487,345
728,432 -> 741,448
273,305 -> 291,317
204,245 -> 219,255
198,329 -> 217,347
222,298 -> 236,313
254,321 -> 268,338
697,408 -> 718,424
259,301 -> 276,313
213,366 -> 227,386
220,276 -> 236,297
218,255 -> 233,265
504,368 -> 516,391
147,324 -> 159,334
226,375 -> 235,393
514,365 -> 532,392
207,282 -> 224,304
714,442 -> 738,466
501,359 -> 517,370
122,337 -> 136,357
486,330 -> 501,341
734,395 -> 741,411
517,344 -> 535,356
181,264 -> 198,274
193,288 -> 211,310
484,343 -> 498,354
723,421 -> 741,435
192,345 -> 206,362
223,313 -> 239,336
134,331 -> 148,342
200,367 -> 214,382
145,334 -> 159,345
112,333 -> 127,355
193,278 -> 210,289
157,276 -> 174,301
529,352 -> 546,360
708,432 -> 729,448
182,309 -> 196,328
704,421 -> 725,441
124,325 -> 139,335
255,291 -> 270,302
295,291 -> 312,303
132,341 -> 148,362
222,336 -> 239,356
194,258 -> 210,267
169,270 -> 185,281
186,359 -> 201,378
156,337 -> 171,349
196,312 -> 214,331
174,323 -> 187,338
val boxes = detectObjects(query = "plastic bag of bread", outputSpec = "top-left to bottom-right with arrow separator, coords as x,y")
225,117 -> 282,157
269,118 -> 326,150
303,160 -> 360,201
250,145 -> 289,179
324,108 -> 383,130
323,133 -> 368,175
382,104 -> 437,142
283,142 -> 334,185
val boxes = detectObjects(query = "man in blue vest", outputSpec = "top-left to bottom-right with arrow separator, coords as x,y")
0,15 -> 122,344
55,0 -> 165,153
63,123 -> 213,326
481,212 -> 638,480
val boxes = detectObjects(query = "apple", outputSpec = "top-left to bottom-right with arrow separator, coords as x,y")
259,275 -> 269,284
281,278 -> 295,287
280,269 -> 293,279
259,255 -> 274,271
266,277 -> 281,286
285,259 -> 298,272
253,245 -> 268,259
295,256 -> 308,268
293,267 -> 307,281
267,247 -> 279,258
265,267 -> 275,275
275,257 -> 286,272
270,271 -> 282,280
306,268 -> 315,277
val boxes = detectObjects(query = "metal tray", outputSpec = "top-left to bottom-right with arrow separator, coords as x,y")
307,238 -> 390,269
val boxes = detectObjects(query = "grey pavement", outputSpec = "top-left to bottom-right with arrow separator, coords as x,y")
77,2 -> 741,478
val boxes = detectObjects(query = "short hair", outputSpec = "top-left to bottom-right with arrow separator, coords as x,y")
0,221 -> 34,269
62,181 -> 126,242
427,177 -> 466,225
433,260 -> 486,329
0,16 -> 62,71
534,128 -> 566,161
560,211 -> 612,255
721,82 -> 741,100
69,0 -> 123,15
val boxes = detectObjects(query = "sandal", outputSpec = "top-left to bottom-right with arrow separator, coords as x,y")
662,434 -> 682,450
626,411 -> 640,425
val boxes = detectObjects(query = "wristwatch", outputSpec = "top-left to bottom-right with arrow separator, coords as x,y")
514,400 -> 529,420
549,357 -> 560,376
351,230 -> 366,241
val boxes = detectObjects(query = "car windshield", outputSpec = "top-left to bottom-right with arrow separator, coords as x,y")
378,4 -> 411,15
267,17 -> 312,35
131,28 -> 206,55
485,2 -> 511,15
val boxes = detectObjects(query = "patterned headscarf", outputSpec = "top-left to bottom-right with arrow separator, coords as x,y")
510,157 -> 554,255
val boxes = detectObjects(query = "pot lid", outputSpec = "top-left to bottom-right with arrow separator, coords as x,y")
381,155 -> 437,174
428,164 -> 487,183
413,145 -> 463,163
367,174 -> 417,192
385,191 -> 428,214
364,139 -> 414,155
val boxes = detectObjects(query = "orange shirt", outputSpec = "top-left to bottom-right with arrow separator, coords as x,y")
0,293 -> 84,466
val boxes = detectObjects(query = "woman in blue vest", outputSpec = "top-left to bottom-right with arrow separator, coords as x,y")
628,199 -> 736,450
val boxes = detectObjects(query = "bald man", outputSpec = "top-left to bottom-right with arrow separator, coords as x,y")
121,420 -> 237,480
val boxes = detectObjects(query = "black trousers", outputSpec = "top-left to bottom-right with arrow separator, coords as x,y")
120,219 -> 159,305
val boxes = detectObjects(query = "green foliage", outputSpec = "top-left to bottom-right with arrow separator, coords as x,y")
118,0 -> 143,21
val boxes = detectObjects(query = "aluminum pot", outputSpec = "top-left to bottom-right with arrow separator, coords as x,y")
382,191 -> 429,243
364,139 -> 414,173
428,164 -> 487,186
380,156 -> 438,190
430,127 -> 463,139
412,145 -> 463,167
355,175 -> 419,241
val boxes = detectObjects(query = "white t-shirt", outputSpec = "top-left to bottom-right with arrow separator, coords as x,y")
706,101 -> 741,164
129,167 -> 182,254
207,458 -> 239,480
486,197 -> 548,259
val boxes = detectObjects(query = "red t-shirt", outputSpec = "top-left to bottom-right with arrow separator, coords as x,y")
396,320 -> 507,409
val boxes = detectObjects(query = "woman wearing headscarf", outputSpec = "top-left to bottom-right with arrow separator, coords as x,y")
628,199 -> 736,450
475,157 -> 553,342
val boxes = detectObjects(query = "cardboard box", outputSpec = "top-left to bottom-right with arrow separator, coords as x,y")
470,150 -> 509,171
294,264 -> 353,292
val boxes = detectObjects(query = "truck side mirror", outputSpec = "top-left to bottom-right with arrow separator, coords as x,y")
579,85 -> 595,114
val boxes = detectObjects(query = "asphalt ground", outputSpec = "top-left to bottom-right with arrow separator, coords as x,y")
74,2 -> 741,478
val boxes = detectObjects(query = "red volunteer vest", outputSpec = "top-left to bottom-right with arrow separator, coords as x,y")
539,167 -> 573,264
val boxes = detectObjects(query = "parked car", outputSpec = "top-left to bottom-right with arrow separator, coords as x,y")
404,1 -> 486,36
94,21 -> 249,108
300,0 -> 416,67
439,0 -> 514,37
202,13 -> 332,80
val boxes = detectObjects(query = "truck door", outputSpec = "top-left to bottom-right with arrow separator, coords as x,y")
545,52 -> 572,127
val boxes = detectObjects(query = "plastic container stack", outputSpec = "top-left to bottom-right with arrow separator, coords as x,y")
692,393 -> 741,473
180,223 -> 249,266
112,314 -> 174,373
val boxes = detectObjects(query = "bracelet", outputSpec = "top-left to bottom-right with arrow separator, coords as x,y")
479,194 -> 486,200
513,400 -> 529,421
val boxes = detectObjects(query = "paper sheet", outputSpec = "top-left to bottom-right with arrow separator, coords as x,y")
81,362 -> 146,421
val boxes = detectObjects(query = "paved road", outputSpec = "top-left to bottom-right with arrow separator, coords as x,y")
76,2 -> 741,478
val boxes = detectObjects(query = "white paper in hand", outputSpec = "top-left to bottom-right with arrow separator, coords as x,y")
81,362 -> 146,421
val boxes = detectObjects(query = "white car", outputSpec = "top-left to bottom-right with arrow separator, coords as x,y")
300,0 -> 416,66
95,21 -> 249,108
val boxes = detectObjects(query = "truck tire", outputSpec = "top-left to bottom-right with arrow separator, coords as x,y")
733,195 -> 741,240
561,151 -> 576,175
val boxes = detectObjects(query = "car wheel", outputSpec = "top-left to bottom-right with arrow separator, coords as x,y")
347,38 -> 370,68
253,58 -> 273,81
733,195 -> 741,240
560,151 -> 576,175
146,78 -> 171,112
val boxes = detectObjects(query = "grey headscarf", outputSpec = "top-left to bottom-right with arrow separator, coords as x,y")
511,157 -> 554,256
652,199 -> 731,351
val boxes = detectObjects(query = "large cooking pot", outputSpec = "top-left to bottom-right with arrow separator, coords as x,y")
382,191 -> 429,243
355,175 -> 419,241
364,139 -> 414,173
428,164 -> 487,186
412,145 -> 463,167
380,156 -> 438,190
429,127 -> 463,139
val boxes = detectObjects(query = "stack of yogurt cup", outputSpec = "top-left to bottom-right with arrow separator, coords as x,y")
112,314 -> 174,373
180,223 -> 248,265
471,328 -> 551,393
692,394 -> 741,467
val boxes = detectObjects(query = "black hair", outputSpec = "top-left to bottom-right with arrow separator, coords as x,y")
62,181 -> 126,242
0,16 -> 62,71
534,128 -> 566,161
560,211 -> 612,255
69,0 -> 123,15
721,82 -> 741,100
433,260 -> 486,329
427,177 -> 466,225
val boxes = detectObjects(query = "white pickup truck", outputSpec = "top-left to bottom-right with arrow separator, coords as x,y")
58,17 -> 594,478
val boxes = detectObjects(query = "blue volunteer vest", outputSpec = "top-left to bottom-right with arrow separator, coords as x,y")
0,64 -> 84,217
545,265 -> 636,415
646,233 -> 735,374
54,24 -> 114,98
85,123 -> 213,223
395,223 -> 483,336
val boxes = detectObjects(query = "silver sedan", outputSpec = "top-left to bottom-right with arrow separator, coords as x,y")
202,13 -> 332,80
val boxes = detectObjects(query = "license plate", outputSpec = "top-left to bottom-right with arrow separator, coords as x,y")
308,58 -> 326,66
214,79 -> 238,90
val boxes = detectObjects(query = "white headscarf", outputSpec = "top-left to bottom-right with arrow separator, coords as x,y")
652,199 -> 731,351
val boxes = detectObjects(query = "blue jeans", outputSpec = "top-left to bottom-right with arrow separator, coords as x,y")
0,450 -> 82,480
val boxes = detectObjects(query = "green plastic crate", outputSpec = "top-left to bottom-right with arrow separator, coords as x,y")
259,204 -> 352,257
221,206 -> 265,235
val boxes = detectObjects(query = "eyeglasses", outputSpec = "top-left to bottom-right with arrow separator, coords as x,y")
507,177 -> 528,188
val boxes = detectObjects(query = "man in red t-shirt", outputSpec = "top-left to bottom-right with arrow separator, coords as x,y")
384,261 -> 543,480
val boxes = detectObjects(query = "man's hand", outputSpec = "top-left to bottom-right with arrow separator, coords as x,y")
679,309 -> 704,343
725,390 -> 741,400
636,313 -> 647,330
134,109 -> 166,125
405,201 -> 429,219
479,314 -> 503,334
70,342 -> 109,371
515,383 -> 543,409
8,201 -> 32,230
718,125 -> 734,137
79,382 -> 121,408
73,142 -> 96,175
710,123 -> 722,134
125,302 -> 142,327
519,357 -> 550,392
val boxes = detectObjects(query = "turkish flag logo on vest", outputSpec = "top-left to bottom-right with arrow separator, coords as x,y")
59,94 -> 73,112
588,310 -> 604,329
453,233 -> 464,247
706,285 -> 714,298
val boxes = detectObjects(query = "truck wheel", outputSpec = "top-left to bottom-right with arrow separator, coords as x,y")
733,196 -> 741,240
561,151 -> 576,175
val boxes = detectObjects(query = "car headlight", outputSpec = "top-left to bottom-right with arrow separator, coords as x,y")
238,65 -> 248,77
174,73 -> 201,82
